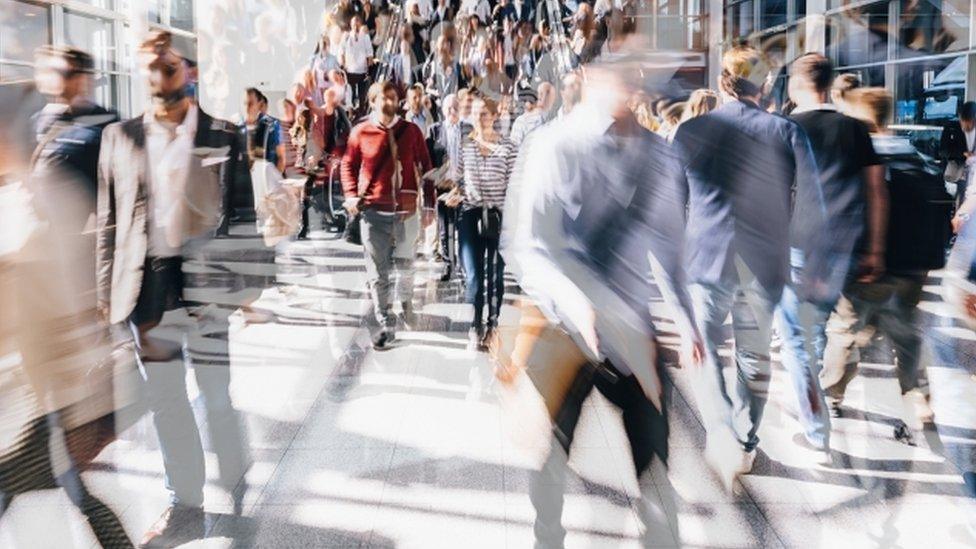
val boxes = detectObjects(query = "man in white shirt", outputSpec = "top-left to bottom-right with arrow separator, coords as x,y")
555,71 -> 582,119
96,30 -> 251,547
340,16 -> 374,113
310,34 -> 341,94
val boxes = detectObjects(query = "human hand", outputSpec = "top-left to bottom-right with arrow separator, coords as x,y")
965,293 -> 976,320
680,335 -> 704,369
343,197 -> 361,216
953,213 -> 970,234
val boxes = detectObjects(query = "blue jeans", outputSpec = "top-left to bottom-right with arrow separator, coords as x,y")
688,258 -> 781,452
458,207 -> 505,326
777,283 -> 832,450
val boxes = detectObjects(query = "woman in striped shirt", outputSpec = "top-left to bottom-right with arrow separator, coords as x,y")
455,96 -> 519,350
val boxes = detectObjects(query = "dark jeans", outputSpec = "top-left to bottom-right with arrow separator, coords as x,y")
530,362 -> 670,547
437,200 -> 456,264
347,72 -> 369,114
458,207 -> 504,326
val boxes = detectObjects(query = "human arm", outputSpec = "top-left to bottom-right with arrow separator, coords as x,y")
340,127 -> 362,214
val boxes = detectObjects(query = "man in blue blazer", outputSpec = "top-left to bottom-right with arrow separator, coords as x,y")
672,46 -> 828,489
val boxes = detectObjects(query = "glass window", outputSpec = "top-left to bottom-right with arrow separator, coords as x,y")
658,15 -> 705,50
64,11 -> 118,72
761,0 -> 787,29
148,0 -> 163,24
0,63 -> 34,82
170,0 -> 194,32
895,55 -> 966,124
728,0 -> 755,39
899,0 -> 969,56
794,0 -> 806,20
0,0 -> 50,64
826,4 -> 890,67
72,0 -> 114,10
91,72 -> 120,110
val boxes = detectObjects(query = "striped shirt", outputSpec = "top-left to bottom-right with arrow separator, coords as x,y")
458,136 -> 518,209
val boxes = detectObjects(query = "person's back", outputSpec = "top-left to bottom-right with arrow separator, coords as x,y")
675,99 -> 819,293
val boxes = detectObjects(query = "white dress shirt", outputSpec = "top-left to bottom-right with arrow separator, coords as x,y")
144,105 -> 198,257
341,31 -> 374,74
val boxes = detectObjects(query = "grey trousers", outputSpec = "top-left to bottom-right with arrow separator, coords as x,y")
361,209 -> 420,327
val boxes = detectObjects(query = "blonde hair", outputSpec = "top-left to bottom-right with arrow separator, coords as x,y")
683,89 -> 718,120
845,87 -> 891,132
720,46 -> 769,99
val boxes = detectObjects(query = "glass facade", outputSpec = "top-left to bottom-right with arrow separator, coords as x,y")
726,0 -> 976,129
0,0 -> 196,117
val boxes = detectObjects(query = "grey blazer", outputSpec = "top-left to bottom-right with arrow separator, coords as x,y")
96,108 -> 249,324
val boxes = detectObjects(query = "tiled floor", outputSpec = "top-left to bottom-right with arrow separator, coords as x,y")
2,224 -> 975,548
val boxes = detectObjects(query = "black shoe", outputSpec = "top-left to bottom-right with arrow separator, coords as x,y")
372,329 -> 395,350
893,421 -> 917,446
139,505 -> 204,548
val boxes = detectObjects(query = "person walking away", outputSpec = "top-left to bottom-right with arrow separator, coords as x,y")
341,81 -> 433,349
672,46 -> 828,489
785,53 -> 886,457
821,87 -> 950,442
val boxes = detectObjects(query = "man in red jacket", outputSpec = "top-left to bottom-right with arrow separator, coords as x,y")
342,80 -> 433,349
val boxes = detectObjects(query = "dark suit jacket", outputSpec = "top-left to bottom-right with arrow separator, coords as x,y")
96,108 -> 250,324
673,100 -> 827,299
30,101 -> 118,201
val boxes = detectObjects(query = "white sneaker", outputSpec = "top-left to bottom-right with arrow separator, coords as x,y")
705,429 -> 745,492
903,389 -> 934,430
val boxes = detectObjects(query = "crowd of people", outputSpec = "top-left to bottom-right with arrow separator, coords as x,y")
3,0 -> 976,547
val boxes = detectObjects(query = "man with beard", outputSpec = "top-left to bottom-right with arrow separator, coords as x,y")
96,30 -> 251,547
342,81 -> 433,349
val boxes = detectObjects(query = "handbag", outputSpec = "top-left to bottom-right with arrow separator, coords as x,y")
344,122 -> 408,245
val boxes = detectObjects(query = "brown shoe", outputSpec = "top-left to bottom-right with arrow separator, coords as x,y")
139,505 -> 204,548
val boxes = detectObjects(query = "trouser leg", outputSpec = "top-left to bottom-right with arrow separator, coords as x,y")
687,282 -> 738,438
530,364 -> 595,549
37,413 -> 133,549
485,234 -> 505,326
775,285 -> 832,449
880,275 -> 927,395
458,208 -> 486,324
730,262 -> 779,452
391,213 -> 420,307
137,341 -> 206,508
361,210 -> 395,327
821,287 -> 874,402
185,309 -> 249,493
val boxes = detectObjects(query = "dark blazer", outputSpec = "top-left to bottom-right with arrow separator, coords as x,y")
31,101 -> 118,201
673,100 -> 827,299
96,108 -> 250,324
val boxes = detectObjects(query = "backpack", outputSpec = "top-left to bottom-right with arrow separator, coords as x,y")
876,137 -> 953,272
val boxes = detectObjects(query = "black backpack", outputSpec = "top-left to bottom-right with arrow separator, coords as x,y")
877,138 -> 953,272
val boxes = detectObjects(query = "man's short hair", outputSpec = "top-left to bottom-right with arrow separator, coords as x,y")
367,80 -> 398,104
245,87 -> 266,103
35,45 -> 95,75
790,53 -> 833,94
961,101 -> 976,121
